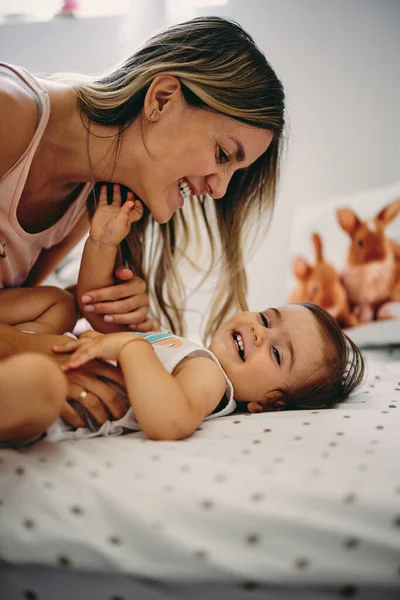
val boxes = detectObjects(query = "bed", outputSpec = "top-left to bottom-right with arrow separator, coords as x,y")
0,342 -> 399,599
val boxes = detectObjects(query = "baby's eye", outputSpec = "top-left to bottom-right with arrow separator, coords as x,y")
217,146 -> 230,164
272,347 -> 281,366
260,312 -> 269,328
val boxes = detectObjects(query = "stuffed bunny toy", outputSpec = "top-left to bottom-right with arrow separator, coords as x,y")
337,197 -> 400,323
288,232 -> 357,328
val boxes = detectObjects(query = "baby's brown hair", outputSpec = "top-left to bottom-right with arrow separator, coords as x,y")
271,302 -> 365,411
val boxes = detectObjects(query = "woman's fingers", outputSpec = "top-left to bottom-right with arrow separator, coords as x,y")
62,380 -> 108,427
105,306 -> 149,326
81,275 -> 147,305
80,359 -> 125,387
66,372 -> 127,422
133,315 -> 157,332
84,296 -> 148,318
60,401 -> 86,429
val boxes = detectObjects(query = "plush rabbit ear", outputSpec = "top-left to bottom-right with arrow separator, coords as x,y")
336,208 -> 361,237
376,197 -> 400,226
311,232 -> 323,263
293,257 -> 311,281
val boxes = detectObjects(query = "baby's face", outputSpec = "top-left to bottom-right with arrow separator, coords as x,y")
209,305 -> 327,411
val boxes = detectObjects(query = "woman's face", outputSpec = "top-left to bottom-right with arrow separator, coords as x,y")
119,77 -> 273,223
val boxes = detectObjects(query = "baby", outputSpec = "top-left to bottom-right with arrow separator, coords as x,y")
0,186 -> 364,444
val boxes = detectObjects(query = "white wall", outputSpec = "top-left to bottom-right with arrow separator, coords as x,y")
227,0 -> 400,309
1,0 -> 399,331
0,15 -> 125,74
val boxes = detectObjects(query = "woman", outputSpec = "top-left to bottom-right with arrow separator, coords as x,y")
0,16 -> 285,427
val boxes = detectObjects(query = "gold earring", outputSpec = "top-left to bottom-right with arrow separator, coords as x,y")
150,109 -> 156,119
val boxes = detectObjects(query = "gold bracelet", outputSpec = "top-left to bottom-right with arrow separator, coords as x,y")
118,337 -> 152,362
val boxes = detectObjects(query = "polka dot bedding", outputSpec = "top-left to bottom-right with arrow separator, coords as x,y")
0,347 -> 399,595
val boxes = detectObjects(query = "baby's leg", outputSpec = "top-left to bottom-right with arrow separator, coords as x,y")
0,286 -> 78,334
0,353 -> 67,443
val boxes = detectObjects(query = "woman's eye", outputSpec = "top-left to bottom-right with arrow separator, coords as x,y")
260,312 -> 269,328
273,347 -> 281,366
217,146 -> 230,164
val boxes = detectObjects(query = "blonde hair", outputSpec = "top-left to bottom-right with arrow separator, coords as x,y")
75,16 -> 285,341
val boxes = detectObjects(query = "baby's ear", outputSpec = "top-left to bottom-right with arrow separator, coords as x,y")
247,401 -> 263,413
247,391 -> 286,414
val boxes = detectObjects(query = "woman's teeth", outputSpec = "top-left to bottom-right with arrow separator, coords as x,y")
232,331 -> 245,361
178,178 -> 191,202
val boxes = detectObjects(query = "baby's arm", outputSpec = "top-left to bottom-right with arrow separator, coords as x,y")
77,184 -> 140,333
119,342 -> 226,440
0,286 -> 78,334
55,332 -> 226,440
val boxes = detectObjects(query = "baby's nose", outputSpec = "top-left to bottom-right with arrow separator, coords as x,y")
252,324 -> 266,346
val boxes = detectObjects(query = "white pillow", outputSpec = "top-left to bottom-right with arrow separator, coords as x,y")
344,312 -> 400,348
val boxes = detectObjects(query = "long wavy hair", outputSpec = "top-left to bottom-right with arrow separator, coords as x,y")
73,16 -> 286,340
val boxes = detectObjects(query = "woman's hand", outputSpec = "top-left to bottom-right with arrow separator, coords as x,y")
61,359 -> 128,428
81,266 -> 158,332
53,330 -> 134,371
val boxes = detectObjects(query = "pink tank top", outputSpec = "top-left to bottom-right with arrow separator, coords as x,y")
0,63 -> 91,288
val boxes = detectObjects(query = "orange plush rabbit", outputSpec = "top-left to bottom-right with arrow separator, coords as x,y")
288,232 -> 357,328
337,197 -> 400,323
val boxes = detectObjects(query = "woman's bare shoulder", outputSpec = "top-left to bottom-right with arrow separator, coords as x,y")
0,76 -> 38,178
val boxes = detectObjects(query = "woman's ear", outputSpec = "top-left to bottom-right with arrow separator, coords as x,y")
143,75 -> 182,121
247,390 -> 286,413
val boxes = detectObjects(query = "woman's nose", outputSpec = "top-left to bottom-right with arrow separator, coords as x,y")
206,172 -> 230,199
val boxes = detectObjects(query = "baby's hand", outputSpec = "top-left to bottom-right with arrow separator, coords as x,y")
90,184 -> 143,247
53,330 -> 134,370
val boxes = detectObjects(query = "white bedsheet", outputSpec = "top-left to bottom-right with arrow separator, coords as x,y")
0,347 -> 399,587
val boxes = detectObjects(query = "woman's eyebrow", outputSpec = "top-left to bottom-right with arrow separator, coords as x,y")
228,136 -> 246,162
